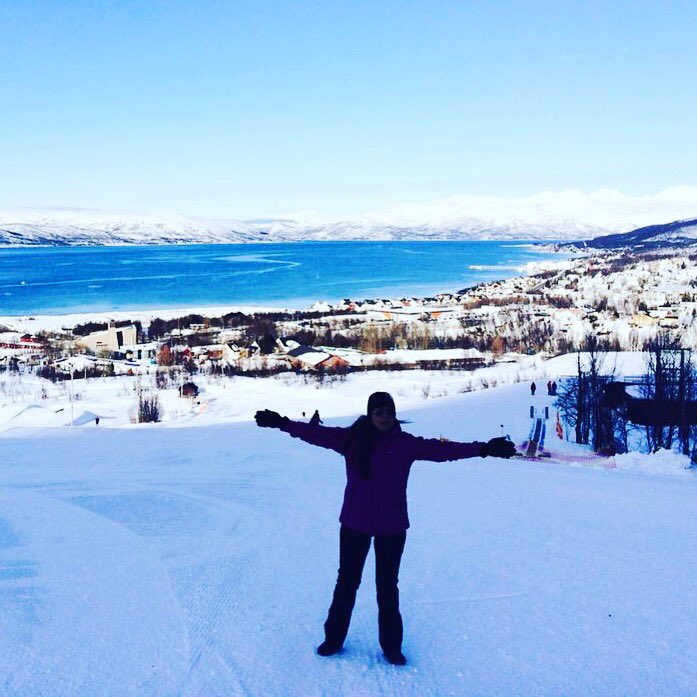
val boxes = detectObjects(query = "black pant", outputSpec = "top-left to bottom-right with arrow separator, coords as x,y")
323,525 -> 407,653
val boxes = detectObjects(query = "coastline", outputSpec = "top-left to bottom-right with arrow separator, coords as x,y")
0,241 -> 573,329
0,258 -> 574,333
0,304 -> 287,334
0,237 -> 572,249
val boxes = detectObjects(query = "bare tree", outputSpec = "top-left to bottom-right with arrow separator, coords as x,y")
556,336 -> 620,453
642,337 -> 697,456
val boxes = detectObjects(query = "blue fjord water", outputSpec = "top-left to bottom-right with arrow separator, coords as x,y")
0,241 -> 560,315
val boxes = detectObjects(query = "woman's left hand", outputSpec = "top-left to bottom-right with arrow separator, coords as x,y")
482,437 -> 516,458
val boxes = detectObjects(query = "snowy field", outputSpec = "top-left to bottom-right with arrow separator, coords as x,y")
1,372 -> 696,696
0,350 -> 650,432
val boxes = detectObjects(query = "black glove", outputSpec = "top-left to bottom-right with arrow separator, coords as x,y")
481,436 -> 516,459
254,409 -> 287,429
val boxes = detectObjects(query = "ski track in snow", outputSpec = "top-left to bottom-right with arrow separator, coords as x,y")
0,383 -> 696,695
0,489 -> 189,696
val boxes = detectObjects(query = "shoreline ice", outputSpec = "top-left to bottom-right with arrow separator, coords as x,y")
0,303 -> 296,333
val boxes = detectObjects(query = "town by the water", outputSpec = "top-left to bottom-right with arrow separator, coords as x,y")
2,244 -> 695,379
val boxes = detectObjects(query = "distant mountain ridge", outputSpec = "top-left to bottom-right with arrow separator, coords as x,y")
0,209 -> 615,246
1,205 -> 696,247
572,218 -> 697,250
0,211 -> 259,246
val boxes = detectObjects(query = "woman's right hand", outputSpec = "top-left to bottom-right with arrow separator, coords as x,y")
254,409 -> 286,429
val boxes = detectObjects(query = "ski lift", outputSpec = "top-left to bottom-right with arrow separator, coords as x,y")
602,381 -> 697,426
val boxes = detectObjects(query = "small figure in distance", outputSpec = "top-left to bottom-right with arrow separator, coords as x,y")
254,391 -> 515,666
530,381 -> 537,396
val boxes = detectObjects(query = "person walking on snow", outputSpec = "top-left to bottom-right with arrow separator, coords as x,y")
530,381 -> 537,396
255,391 -> 515,666
310,409 -> 323,426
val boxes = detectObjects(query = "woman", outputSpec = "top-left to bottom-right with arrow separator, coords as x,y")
255,391 -> 515,666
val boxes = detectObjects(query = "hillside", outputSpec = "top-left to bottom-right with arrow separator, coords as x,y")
570,218 -> 697,250
0,376 -> 695,695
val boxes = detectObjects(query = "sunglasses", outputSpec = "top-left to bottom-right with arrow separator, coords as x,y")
371,407 -> 395,418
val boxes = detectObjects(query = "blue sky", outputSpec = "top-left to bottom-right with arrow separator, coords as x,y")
1,0 -> 696,219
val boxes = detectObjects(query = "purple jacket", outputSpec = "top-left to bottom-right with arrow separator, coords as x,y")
282,420 -> 483,535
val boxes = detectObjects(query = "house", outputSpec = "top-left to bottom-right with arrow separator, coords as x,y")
179,381 -> 199,398
317,354 -> 350,370
122,342 -> 159,361
0,332 -> 46,352
377,347 -> 485,369
285,345 -> 332,369
171,345 -> 193,361
54,354 -> 98,375
337,298 -> 356,311
314,346 -> 370,367
76,322 -> 137,354
658,315 -> 680,329
366,306 -> 456,322
0,334 -> 47,368
629,313 -> 660,328
223,342 -> 245,364
309,301 -> 332,312
282,344 -> 350,371
191,344 -> 224,365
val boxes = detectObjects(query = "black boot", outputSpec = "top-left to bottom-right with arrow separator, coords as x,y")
316,640 -> 343,657
383,650 -> 407,666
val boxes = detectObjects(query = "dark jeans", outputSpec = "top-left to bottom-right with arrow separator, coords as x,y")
323,525 -> 407,653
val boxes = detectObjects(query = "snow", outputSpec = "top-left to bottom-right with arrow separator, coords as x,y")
0,208 -> 255,246
0,304 -> 284,335
543,351 -> 650,377
1,367 -> 697,694
5,186 -> 697,245
377,348 -> 483,364
357,186 -> 697,234
613,449 -> 693,477
0,350 -> 660,434
0,489 -> 188,695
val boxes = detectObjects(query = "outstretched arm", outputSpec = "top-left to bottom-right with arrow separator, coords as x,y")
254,410 -> 347,455
408,433 -> 484,462
408,434 -> 516,462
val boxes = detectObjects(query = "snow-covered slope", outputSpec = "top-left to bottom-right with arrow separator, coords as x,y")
1,376 -> 696,695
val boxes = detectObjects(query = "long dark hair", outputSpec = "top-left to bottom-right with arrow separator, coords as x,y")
344,416 -> 376,479
344,414 -> 402,480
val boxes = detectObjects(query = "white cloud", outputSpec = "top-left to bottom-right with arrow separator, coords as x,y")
354,186 -> 697,231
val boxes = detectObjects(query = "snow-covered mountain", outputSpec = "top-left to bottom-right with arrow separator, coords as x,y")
575,217 -> 697,250
0,209 -> 606,246
2,187 -> 697,245
244,217 -> 608,242
0,209 -> 259,246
